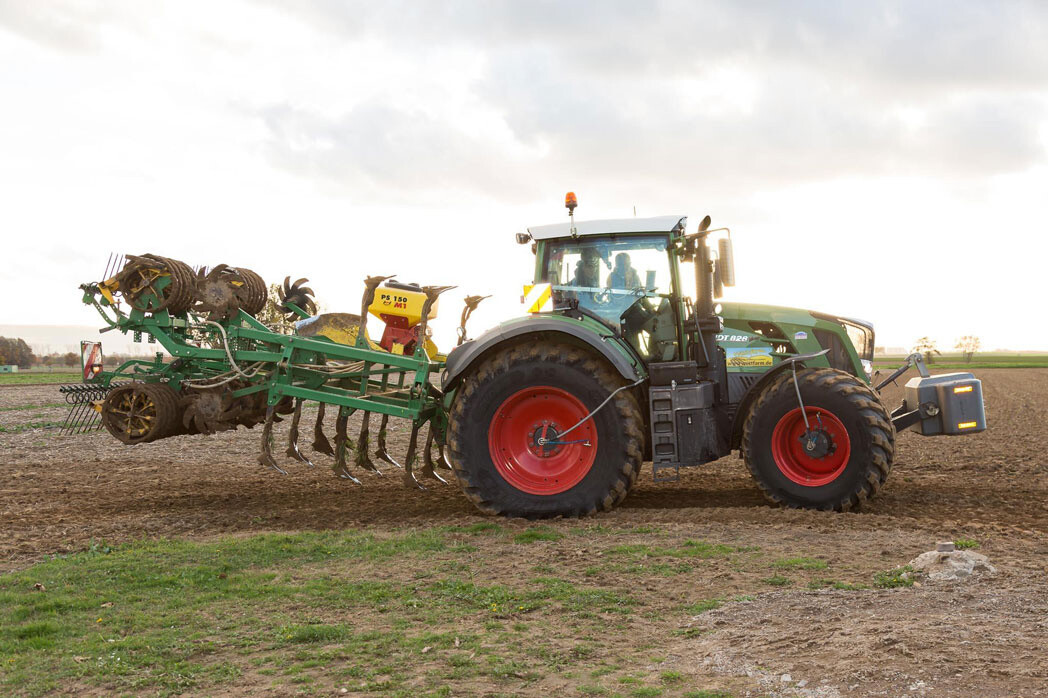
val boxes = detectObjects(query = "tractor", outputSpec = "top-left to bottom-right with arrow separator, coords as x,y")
439,194 -> 986,516
67,194 -> 986,518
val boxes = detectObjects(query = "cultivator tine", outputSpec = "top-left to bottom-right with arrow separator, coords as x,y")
358,275 -> 395,344
257,406 -> 288,475
312,402 -> 335,456
417,285 -> 456,355
355,411 -> 382,474
401,422 -> 426,490
374,413 -> 402,468
420,427 -> 448,484
333,408 -> 362,484
457,294 -> 491,346
285,399 -> 314,467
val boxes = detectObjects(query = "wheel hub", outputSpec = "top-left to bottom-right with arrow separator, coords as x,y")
799,428 -> 835,459
529,422 -> 564,458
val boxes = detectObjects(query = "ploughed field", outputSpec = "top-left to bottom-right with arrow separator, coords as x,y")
1,369 -> 1046,697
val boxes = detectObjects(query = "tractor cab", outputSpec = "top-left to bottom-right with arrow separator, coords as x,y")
529,215 -> 687,362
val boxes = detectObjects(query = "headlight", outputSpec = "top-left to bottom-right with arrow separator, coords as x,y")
861,359 -> 873,380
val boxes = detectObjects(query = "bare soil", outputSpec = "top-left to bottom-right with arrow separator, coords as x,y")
2,368 -> 1046,696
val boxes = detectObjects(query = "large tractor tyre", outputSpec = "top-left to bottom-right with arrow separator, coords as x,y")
742,367 -> 895,512
447,344 -> 644,518
101,381 -> 181,445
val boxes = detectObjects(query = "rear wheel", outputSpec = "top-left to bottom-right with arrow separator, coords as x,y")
742,367 -> 894,511
447,344 -> 643,517
101,381 -> 181,444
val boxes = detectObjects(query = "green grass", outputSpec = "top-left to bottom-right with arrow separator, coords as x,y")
0,529 -> 645,696
513,526 -> 565,544
0,402 -> 66,412
760,575 -> 792,587
0,372 -> 80,385
873,565 -> 916,589
0,421 -> 65,433
682,598 -> 723,615
954,538 -> 980,550
772,557 -> 828,570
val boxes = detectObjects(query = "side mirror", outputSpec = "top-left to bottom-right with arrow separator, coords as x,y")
717,237 -> 735,287
80,341 -> 103,382
697,215 -> 711,233
713,264 -> 724,299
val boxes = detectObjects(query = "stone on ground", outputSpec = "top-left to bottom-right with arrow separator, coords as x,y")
909,549 -> 996,582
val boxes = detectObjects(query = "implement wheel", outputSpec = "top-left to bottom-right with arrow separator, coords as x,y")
447,344 -> 643,518
742,367 -> 895,511
101,382 -> 181,445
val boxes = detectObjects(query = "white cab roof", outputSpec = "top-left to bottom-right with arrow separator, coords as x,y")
527,215 -> 687,240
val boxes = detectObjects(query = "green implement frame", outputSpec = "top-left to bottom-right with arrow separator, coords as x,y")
73,273 -> 453,487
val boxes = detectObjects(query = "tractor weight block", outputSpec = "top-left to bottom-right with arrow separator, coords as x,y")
903,373 -> 986,436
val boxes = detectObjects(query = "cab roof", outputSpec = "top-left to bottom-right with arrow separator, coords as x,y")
527,215 -> 687,241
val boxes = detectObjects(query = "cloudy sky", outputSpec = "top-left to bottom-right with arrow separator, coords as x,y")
1,0 -> 1046,353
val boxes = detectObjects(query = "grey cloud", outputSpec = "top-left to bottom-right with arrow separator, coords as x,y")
253,1 -> 1047,199
259,102 -> 540,202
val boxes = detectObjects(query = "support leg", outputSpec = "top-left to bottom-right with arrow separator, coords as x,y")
285,399 -> 314,466
257,406 -> 287,475
312,402 -> 334,456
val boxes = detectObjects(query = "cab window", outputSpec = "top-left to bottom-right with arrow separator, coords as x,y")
541,235 -> 678,361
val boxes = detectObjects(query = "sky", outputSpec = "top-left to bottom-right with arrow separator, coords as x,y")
1,0 -> 1046,354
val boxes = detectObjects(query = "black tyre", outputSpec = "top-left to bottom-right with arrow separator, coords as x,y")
102,381 -> 181,445
742,367 -> 895,511
446,344 -> 644,518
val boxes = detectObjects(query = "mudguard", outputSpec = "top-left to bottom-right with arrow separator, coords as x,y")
441,316 -> 643,390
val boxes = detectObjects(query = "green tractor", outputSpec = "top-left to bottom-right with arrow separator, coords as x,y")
441,194 -> 986,516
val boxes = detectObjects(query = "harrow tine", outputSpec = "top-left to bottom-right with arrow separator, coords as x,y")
401,421 -> 426,490
420,427 -> 448,484
374,414 -> 403,468
333,408 -> 362,484
355,411 -> 382,474
257,406 -> 288,475
102,252 -> 115,282
285,399 -> 314,466
312,402 -> 335,456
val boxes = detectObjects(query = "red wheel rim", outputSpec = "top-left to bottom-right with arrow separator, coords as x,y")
487,386 -> 598,495
770,407 -> 851,486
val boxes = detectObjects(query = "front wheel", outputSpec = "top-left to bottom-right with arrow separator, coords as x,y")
742,367 -> 895,511
446,344 -> 643,518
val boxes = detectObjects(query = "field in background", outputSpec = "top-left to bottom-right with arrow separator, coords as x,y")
0,372 -> 80,386
873,352 -> 1048,370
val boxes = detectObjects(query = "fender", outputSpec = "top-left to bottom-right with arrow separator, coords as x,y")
729,349 -> 830,450
441,316 -> 643,391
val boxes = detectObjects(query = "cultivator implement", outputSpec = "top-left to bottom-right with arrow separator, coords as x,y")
71,253 -> 487,487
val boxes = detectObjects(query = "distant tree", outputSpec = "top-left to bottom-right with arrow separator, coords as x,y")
63,351 -> 79,367
912,336 -> 941,365
0,337 -> 35,368
954,336 -> 981,363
